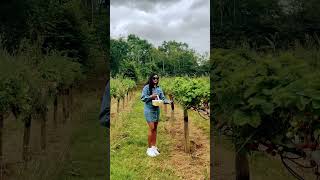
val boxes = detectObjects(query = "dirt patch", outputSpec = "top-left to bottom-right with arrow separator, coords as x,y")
164,105 -> 210,180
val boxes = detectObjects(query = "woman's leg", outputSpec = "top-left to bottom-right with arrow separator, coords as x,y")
154,122 -> 158,146
147,122 -> 155,148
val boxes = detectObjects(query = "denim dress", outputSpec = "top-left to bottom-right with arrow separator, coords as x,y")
141,84 -> 166,122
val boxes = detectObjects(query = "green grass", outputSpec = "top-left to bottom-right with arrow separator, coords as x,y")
214,135 -> 315,180
110,95 -> 179,180
53,91 -> 108,180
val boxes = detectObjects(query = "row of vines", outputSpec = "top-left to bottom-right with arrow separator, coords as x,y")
160,77 -> 210,153
110,78 -> 136,113
212,48 -> 320,180
0,46 -> 83,166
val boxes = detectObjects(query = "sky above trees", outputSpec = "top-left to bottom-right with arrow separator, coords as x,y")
110,0 -> 210,54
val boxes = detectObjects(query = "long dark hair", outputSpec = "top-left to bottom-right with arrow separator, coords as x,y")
144,73 -> 159,95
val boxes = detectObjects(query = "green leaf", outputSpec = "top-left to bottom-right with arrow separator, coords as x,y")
313,100 -> 320,109
301,96 -> 311,105
249,112 -> 261,128
233,110 -> 249,126
262,89 -> 272,96
261,102 -> 274,115
296,96 -> 307,111
248,97 -> 266,108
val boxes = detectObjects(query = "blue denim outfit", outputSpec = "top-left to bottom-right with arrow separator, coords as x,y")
141,84 -> 166,122
99,80 -> 110,128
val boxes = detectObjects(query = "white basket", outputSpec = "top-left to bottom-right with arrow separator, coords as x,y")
152,95 -> 163,106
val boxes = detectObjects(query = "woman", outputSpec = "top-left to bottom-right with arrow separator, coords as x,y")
141,73 -> 169,157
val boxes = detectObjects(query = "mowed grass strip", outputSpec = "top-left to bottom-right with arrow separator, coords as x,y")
111,94 -> 179,180
54,91 -> 108,180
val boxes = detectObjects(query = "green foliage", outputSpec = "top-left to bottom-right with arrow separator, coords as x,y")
161,77 -> 209,109
213,0 -> 320,49
110,77 -> 136,101
0,48 -> 41,119
212,48 -> 320,151
0,0 -> 31,51
0,45 -> 83,120
39,52 -> 84,92
111,35 -> 209,78
0,0 -> 109,70
0,0 -> 109,120
110,38 -> 129,77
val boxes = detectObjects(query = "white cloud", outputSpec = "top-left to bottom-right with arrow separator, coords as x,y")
110,0 -> 210,54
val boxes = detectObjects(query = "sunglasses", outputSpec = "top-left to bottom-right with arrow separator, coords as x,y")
152,77 -> 159,80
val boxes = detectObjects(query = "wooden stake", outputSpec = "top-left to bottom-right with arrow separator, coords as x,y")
40,111 -> 47,151
183,108 -> 190,153
23,115 -> 32,162
235,147 -> 250,180
53,95 -> 58,128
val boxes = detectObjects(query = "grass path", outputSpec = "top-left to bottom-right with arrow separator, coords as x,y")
110,92 -> 210,180
214,134 -> 315,180
54,90 -> 108,180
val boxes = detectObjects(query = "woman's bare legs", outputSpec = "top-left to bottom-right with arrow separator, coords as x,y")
147,122 -> 155,148
147,121 -> 159,147
153,122 -> 158,146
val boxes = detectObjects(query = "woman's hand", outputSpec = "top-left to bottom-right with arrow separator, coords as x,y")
150,94 -> 158,100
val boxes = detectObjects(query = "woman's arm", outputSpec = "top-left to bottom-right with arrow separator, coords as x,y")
159,87 -> 170,104
158,88 -> 165,100
141,85 -> 152,102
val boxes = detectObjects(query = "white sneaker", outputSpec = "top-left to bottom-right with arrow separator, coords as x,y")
152,146 -> 160,155
146,148 -> 157,157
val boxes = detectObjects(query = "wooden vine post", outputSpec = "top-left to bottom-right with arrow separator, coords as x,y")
235,146 -> 250,180
0,114 -> 3,167
183,108 -> 190,153
69,87 -> 73,112
66,88 -> 71,120
23,115 -> 32,162
164,102 -> 167,115
53,95 -> 58,128
169,95 -> 174,121
169,94 -> 174,111
127,92 -> 129,104
117,99 -> 120,113
62,89 -> 67,124
40,110 -> 47,151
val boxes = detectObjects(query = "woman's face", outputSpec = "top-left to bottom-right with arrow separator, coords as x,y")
152,75 -> 159,85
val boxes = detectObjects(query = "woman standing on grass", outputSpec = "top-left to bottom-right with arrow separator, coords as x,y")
141,73 -> 170,157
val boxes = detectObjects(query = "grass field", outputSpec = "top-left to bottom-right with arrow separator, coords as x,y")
110,92 -> 210,180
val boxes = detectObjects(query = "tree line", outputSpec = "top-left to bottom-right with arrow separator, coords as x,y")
212,0 -> 320,50
0,0 -> 109,73
111,34 -> 209,81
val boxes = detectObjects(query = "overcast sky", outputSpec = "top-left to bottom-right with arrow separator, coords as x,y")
110,0 -> 210,54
